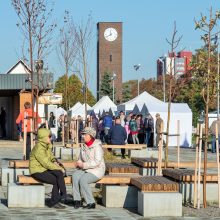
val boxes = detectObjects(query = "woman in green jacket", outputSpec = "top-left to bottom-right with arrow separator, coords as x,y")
29,128 -> 66,208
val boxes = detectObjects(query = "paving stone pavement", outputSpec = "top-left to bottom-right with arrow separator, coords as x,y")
0,141 -> 220,219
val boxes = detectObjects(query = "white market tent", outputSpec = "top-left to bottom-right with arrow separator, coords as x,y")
208,111 -> 219,127
117,91 -> 192,147
69,102 -> 82,111
68,102 -> 82,115
57,107 -> 67,117
91,96 -> 117,115
71,103 -> 92,118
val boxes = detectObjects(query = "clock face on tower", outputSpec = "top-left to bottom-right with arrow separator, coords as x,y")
104,28 -> 118,41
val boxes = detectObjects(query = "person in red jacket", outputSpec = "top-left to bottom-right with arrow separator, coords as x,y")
16,102 -> 41,159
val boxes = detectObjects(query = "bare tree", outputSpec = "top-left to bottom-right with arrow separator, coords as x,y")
164,22 -> 183,166
74,15 -> 93,121
194,7 -> 220,208
12,0 -> 56,130
57,10 -> 78,110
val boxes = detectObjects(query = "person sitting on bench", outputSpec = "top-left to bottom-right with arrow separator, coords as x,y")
72,127 -> 105,209
29,128 -> 67,209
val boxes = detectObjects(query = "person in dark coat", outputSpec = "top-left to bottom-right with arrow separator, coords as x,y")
103,112 -> 113,143
144,113 -> 154,147
108,116 -> 127,159
49,112 -> 55,128
0,107 -> 6,138
90,112 -> 99,138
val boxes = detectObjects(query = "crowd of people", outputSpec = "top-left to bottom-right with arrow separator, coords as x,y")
11,104 -> 220,209
57,111 -> 164,153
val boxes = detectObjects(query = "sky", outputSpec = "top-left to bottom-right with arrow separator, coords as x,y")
0,0 -> 219,96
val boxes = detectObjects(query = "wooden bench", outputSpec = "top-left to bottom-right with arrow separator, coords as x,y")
9,160 -> 76,169
131,157 -> 218,169
131,176 -> 179,192
65,143 -> 145,150
17,174 -> 140,185
162,168 -> 218,183
106,163 -> 139,174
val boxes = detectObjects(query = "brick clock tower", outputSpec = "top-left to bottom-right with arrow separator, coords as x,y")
97,22 -> 122,102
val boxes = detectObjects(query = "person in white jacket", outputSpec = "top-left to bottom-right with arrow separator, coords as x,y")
72,127 -> 105,209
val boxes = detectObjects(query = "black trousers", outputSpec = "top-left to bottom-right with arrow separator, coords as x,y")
25,133 -> 31,160
31,170 -> 66,204
121,148 -> 125,156
0,123 -> 6,138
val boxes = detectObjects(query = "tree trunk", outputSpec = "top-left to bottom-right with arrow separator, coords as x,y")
165,76 -> 172,167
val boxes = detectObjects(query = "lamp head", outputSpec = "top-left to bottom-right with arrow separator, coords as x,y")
134,64 -> 141,71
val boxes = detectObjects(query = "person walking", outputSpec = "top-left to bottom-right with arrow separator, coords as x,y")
77,115 -> 84,143
155,113 -> 163,148
119,111 -> 126,127
49,112 -> 55,128
29,128 -> 67,209
72,127 -> 105,209
90,112 -> 99,138
210,116 -> 220,153
136,114 -> 144,143
0,107 -> 6,139
103,112 -> 113,144
70,117 -> 77,143
144,113 -> 154,147
129,115 -> 139,144
108,116 -> 127,159
16,102 -> 41,159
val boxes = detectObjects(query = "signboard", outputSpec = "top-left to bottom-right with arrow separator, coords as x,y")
39,93 -> 62,105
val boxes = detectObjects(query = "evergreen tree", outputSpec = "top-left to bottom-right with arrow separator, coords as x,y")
122,82 -> 132,102
99,71 -> 113,99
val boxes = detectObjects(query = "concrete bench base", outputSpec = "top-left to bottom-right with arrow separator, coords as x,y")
181,182 -> 219,204
138,191 -> 182,217
140,167 -> 157,176
102,185 -> 138,208
128,149 -> 147,158
53,146 -> 80,160
1,168 -> 29,186
7,183 -> 45,207
145,148 -> 164,159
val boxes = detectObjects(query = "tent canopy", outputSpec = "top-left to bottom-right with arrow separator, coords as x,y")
57,107 -> 67,117
71,103 -> 91,118
118,91 -> 192,147
92,96 -> 117,115
118,91 -> 191,114
69,102 -> 82,112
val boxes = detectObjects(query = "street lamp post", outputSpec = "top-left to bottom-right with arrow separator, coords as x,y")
111,72 -> 117,103
35,60 -> 44,131
134,64 -> 141,95
217,32 -> 219,118
158,58 -> 166,102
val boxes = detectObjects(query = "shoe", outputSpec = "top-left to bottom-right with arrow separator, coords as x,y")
73,200 -> 83,209
121,155 -> 126,159
83,203 -> 96,209
53,203 -> 66,209
48,200 -> 65,209
60,194 -> 72,204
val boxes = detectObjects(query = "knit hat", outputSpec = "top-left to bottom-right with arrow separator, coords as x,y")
81,127 -> 96,138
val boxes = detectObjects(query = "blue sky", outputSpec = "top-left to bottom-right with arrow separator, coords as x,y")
0,0 -> 219,96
